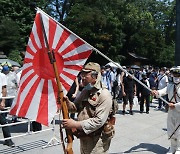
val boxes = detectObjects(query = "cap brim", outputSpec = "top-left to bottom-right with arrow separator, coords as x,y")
172,72 -> 180,75
81,68 -> 92,72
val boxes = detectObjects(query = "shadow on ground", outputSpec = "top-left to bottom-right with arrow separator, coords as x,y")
122,143 -> 168,153
0,140 -> 48,154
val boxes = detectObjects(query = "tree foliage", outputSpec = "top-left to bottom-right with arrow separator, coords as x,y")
0,18 -> 20,55
64,0 -> 126,64
63,0 -> 175,66
0,0 -> 46,62
0,0 -> 176,67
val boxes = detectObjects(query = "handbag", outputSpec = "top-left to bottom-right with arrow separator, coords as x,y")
133,96 -> 139,106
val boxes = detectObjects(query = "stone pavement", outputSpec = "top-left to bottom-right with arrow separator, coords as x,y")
0,99 -> 170,154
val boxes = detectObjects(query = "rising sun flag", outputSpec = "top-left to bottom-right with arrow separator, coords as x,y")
10,9 -> 92,126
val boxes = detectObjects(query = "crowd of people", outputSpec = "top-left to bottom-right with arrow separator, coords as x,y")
0,63 -> 41,147
0,61 -> 179,154
100,64 -> 173,115
0,63 -> 19,147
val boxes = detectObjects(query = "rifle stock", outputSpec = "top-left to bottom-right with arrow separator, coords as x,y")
61,99 -> 74,154
49,51 -> 74,154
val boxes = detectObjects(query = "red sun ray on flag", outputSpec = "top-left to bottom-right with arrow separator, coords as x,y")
10,10 -> 92,126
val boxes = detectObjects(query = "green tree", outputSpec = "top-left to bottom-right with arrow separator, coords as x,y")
0,0 -> 176,66
64,0 -> 125,64
122,0 -> 175,66
8,50 -> 23,66
0,18 -> 21,55
0,0 -> 47,62
43,0 -> 75,23
62,0 -> 175,66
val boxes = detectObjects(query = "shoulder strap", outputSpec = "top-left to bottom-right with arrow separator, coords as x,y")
105,72 -> 111,90
173,84 -> 180,102
157,75 -> 166,88
158,75 -> 165,82
173,85 -> 178,103
107,72 -> 112,81
169,84 -> 179,103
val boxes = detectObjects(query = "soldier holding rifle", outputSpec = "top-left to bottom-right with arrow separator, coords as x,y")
152,66 -> 180,154
62,62 -> 114,154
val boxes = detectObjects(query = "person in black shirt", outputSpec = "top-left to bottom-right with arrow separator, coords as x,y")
66,76 -> 80,119
139,73 -> 151,114
121,70 -> 136,115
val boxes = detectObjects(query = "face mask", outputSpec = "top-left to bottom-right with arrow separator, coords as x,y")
173,77 -> 180,84
160,72 -> 163,75
102,71 -> 106,76
84,83 -> 94,90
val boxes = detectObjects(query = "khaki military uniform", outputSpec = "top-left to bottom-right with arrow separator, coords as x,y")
68,83 -> 113,154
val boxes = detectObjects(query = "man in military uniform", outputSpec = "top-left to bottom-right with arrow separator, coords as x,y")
152,66 -> 180,154
62,62 -> 114,154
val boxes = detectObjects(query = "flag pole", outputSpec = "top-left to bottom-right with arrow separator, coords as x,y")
39,12 -> 73,154
36,7 -> 169,105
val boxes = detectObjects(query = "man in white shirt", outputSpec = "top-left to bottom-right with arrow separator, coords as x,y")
101,65 -> 113,93
157,67 -> 168,109
2,65 -> 18,106
0,71 -> 15,147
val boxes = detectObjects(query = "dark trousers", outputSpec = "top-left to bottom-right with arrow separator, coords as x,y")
112,85 -> 117,99
123,92 -> 134,105
0,113 -> 11,139
140,95 -> 150,112
5,99 -> 13,108
158,95 -> 167,108
32,121 -> 42,132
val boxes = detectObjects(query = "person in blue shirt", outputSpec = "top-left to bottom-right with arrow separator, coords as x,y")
101,66 -> 113,93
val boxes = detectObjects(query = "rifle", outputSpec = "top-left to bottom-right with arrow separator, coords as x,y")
39,13 -> 73,154
49,50 -> 74,154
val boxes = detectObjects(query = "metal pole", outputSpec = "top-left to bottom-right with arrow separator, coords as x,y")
175,0 -> 180,66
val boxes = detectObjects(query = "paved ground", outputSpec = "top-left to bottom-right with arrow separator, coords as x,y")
0,99 -> 170,154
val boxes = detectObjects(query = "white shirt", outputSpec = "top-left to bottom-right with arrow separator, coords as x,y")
6,71 -> 18,97
158,84 -> 180,112
16,69 -> 22,86
158,74 -> 168,90
116,74 -> 121,86
0,72 -> 7,98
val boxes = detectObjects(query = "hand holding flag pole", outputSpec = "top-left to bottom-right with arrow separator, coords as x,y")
39,13 -> 73,154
